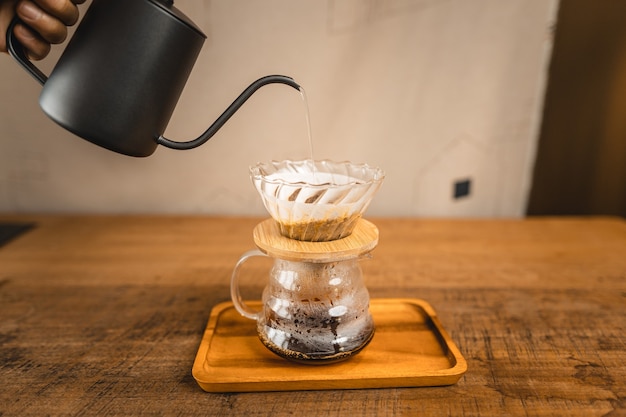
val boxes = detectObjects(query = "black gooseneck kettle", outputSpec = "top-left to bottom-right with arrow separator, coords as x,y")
6,0 -> 300,157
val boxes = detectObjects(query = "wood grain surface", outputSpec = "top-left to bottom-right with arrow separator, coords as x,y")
0,215 -> 625,416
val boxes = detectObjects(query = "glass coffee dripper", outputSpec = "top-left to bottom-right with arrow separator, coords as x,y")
250,159 -> 384,242
230,160 -> 384,364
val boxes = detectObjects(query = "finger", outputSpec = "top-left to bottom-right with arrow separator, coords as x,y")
16,0 -> 68,44
0,0 -> 18,53
33,0 -> 80,26
14,22 -> 51,60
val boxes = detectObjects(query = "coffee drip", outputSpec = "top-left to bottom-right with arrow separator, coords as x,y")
230,160 -> 384,363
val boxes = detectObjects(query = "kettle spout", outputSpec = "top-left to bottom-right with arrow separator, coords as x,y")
156,75 -> 300,150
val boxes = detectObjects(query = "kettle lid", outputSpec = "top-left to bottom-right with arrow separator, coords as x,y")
151,0 -> 207,39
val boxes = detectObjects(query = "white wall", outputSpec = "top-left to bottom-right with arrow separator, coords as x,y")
0,0 -> 558,217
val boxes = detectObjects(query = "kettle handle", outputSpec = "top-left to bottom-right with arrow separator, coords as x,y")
5,17 -> 48,85
156,75 -> 301,150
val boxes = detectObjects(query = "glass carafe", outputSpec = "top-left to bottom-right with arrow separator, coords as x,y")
230,218 -> 379,364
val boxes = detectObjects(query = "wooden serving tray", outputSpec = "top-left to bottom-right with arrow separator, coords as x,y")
192,298 -> 467,393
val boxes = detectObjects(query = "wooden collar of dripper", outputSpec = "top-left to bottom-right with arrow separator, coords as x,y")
252,218 -> 379,263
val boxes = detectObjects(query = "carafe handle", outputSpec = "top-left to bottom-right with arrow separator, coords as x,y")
5,17 -> 48,85
230,249 -> 268,320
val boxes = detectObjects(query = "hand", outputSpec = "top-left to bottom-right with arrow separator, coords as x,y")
0,0 -> 86,60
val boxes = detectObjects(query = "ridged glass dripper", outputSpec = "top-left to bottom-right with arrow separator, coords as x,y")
250,159 -> 385,242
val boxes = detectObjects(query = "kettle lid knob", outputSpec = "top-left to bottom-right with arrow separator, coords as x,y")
151,0 -> 206,38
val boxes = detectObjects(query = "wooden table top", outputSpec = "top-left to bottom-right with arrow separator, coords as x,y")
0,215 -> 624,416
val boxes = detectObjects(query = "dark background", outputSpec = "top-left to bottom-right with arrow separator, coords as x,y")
528,0 -> 626,217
